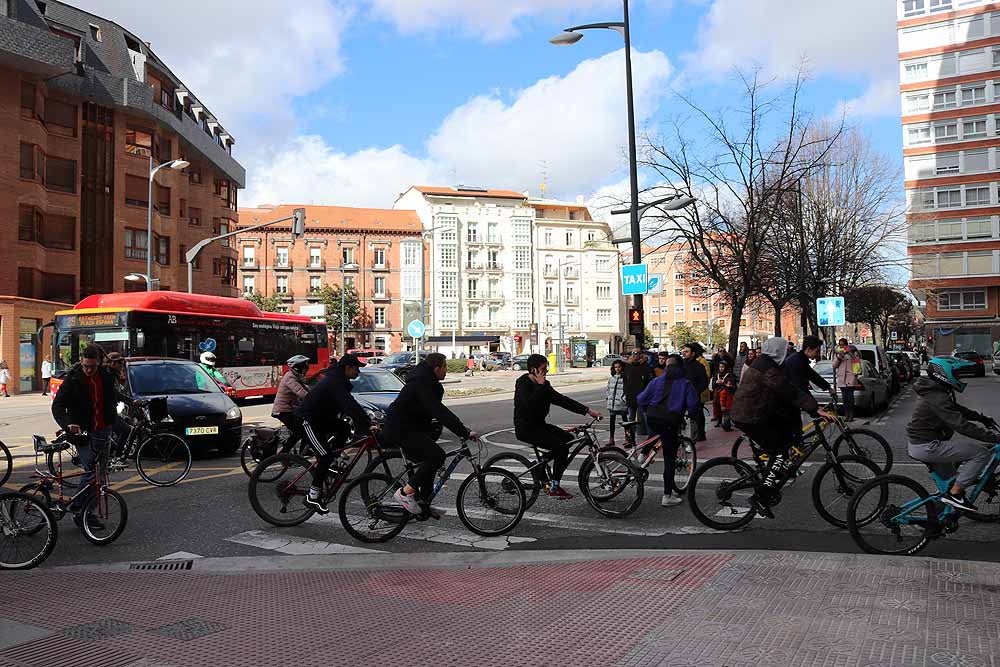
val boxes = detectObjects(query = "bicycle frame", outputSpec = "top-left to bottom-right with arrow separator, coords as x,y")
31,433 -> 112,509
272,434 -> 382,500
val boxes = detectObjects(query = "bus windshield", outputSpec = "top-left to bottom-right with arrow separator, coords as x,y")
55,327 -> 129,374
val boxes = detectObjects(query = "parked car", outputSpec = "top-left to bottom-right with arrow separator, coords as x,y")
853,344 -> 898,395
886,351 -> 913,383
365,356 -> 385,365
126,358 -> 242,455
993,353 -> 1000,376
490,352 -> 512,367
954,351 -> 987,377
901,351 -> 921,376
596,354 -> 622,367
810,359 -> 889,416
510,354 -> 531,371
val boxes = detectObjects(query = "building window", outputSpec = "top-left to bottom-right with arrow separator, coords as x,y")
309,276 -> 321,293
487,223 -> 500,243
515,304 -> 531,329
962,86 -> 986,107
243,245 -> 255,266
675,304 -> 685,313
45,156 -> 75,193
586,230 -> 597,243
936,153 -> 959,175
374,276 -> 386,296
934,122 -> 958,142
994,48 -> 1000,69
342,246 -> 354,265
124,228 -> 148,260
963,119 -> 987,139
903,0 -> 924,15
928,0 -> 951,12
515,276 -> 531,298
155,184 -> 171,215
216,219 -> 230,247
965,149 -> 988,172
933,90 -> 957,111
188,167 -> 202,185
467,222 -> 479,242
565,231 -> 574,247
374,307 -> 386,327
125,126 -> 153,157
904,61 -> 928,81
437,218 -> 457,241
936,189 -> 961,208
243,275 -> 255,294
674,273 -> 685,281
188,207 -> 202,226
467,278 -> 478,298
544,229 -> 552,246
514,249 -> 530,270
309,246 -> 321,268
20,81 -> 35,118
596,284 -> 611,299
939,290 -> 986,310
939,219 -> 963,240
19,142 -> 36,179
440,274 -> 457,298
439,246 -> 456,268
16,207 -> 73,250
545,284 -> 555,302
276,247 -> 289,268
344,276 -> 354,289
966,186 -> 990,207
402,242 -> 420,268
597,309 -> 612,324
513,221 -> 531,244
274,276 -> 288,294
907,94 -> 930,113
967,217 -> 992,238
401,272 -> 420,299
596,256 -> 611,272
373,247 -> 386,267
907,126 -> 931,145
967,251 -> 993,274
124,174 -> 147,207
44,99 -> 76,137
154,235 -> 169,265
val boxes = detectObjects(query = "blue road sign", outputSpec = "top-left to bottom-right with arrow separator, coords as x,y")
198,338 -> 217,353
621,264 -> 649,296
817,297 -> 846,327
646,274 -> 663,295
407,320 -> 426,338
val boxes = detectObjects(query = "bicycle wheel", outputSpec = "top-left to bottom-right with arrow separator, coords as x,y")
811,454 -> 882,528
578,451 -> 644,518
966,478 -> 1000,523
46,442 -> 79,488
847,474 -> 933,556
240,438 -> 264,477
0,492 -> 58,570
687,457 -> 759,531
80,488 -> 127,545
338,472 -> 408,543
335,443 -> 373,483
673,438 -> 697,493
16,483 -> 54,535
456,467 -> 526,536
135,433 -> 192,487
0,442 -> 11,488
483,452 -> 543,509
248,453 -> 315,527
832,428 -> 892,474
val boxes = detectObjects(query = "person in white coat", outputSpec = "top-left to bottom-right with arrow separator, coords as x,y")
41,356 -> 52,395
606,359 -> 629,445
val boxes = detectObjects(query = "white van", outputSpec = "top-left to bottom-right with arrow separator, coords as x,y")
852,344 -> 898,395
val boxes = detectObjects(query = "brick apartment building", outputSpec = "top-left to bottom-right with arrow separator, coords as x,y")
236,205 -> 426,354
0,0 -> 243,391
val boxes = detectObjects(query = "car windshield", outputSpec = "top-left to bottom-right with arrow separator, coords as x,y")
383,353 -> 411,364
859,350 -> 877,366
812,361 -> 835,379
129,362 -> 221,395
351,371 -> 403,392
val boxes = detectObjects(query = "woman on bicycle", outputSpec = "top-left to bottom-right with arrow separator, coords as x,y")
605,360 -> 628,446
637,355 -> 700,507
271,355 -> 311,456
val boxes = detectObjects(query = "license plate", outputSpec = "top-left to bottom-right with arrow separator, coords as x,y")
185,426 -> 219,436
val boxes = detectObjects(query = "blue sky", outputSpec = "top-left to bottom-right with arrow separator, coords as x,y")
74,0 -> 903,211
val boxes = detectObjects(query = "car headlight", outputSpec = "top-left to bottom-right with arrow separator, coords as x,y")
226,406 -> 242,420
365,407 -> 385,423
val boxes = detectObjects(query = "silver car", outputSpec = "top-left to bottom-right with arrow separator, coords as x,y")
809,359 -> 890,416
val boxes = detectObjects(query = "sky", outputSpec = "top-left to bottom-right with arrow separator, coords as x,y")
71,0 -> 903,218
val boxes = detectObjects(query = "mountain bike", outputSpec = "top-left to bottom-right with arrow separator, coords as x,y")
610,416 -> 697,493
0,491 -> 57,570
240,424 -> 306,477
0,440 -> 11,488
846,435 -> 1000,556
483,417 -> 645,518
338,437 -> 526,543
687,414 -> 881,530
20,431 -> 128,545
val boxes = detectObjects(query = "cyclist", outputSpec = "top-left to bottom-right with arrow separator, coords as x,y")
199,352 -> 232,392
385,353 -> 478,518
296,354 -> 373,513
907,356 -> 998,512
270,355 -> 311,455
731,336 -> 834,517
514,354 -> 601,499
783,335 -> 838,405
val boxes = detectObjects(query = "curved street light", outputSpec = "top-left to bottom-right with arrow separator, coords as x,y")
147,158 -> 189,291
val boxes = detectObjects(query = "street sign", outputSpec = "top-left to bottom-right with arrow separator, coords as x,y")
198,338 -> 217,353
627,307 -> 644,336
817,296 -> 846,327
621,264 -> 649,296
891,331 -> 898,341
646,274 -> 663,295
406,320 -> 426,338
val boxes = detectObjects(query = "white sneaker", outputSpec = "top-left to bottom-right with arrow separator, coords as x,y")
393,488 -> 422,515
661,493 -> 683,507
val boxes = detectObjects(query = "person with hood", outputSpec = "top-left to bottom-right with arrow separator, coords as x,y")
271,354 -> 311,455
681,343 -> 710,441
296,354 -> 372,513
621,352 -> 653,431
731,336 -> 834,516
385,353 -> 478,517
605,359 -> 629,445
832,339 -> 862,422
907,357 -> 998,512
638,354 -> 700,507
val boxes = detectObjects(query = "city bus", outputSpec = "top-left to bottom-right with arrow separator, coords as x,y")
50,291 -> 329,399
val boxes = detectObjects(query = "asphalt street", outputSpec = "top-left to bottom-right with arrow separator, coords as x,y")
9,373 -> 1000,568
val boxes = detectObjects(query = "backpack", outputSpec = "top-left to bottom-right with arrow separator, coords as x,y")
644,379 -> 684,427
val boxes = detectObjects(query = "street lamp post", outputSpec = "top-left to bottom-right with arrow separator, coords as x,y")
125,273 -> 159,290
148,158 -> 189,290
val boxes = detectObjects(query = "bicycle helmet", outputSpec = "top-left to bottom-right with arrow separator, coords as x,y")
287,354 -> 310,373
926,356 -> 975,393
200,351 -> 217,367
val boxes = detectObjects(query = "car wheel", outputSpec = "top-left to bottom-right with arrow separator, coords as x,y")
513,363 -> 522,371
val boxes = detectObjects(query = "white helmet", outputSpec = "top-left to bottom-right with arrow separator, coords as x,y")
200,352 -> 217,367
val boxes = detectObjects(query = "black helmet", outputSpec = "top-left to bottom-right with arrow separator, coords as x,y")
287,354 -> 310,373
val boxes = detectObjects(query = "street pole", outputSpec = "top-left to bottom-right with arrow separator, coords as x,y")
622,0 -> 643,350
558,264 -> 564,373
147,156 -> 154,291
340,264 -> 345,357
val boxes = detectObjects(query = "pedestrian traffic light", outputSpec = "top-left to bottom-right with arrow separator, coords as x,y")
628,307 -> 644,336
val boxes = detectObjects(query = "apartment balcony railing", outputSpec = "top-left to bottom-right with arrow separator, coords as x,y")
372,261 -> 390,271
306,259 -> 326,271
241,259 -> 258,270
274,258 -> 293,271
277,291 -> 295,301
371,289 -> 392,301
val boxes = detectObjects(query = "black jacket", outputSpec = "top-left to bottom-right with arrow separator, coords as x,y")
52,365 -> 120,433
296,361 -> 370,434
621,362 -> 653,401
683,358 -> 709,395
783,351 -> 831,393
514,373 -> 588,431
731,354 -> 819,426
384,362 -> 469,441
906,377 -> 996,444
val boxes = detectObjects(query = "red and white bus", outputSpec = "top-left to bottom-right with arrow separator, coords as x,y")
50,291 -> 329,399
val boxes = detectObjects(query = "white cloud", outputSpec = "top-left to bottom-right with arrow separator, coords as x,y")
836,78 -> 902,119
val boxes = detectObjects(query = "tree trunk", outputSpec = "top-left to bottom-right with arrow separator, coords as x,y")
771,300 -> 785,337
727,299 -> 745,358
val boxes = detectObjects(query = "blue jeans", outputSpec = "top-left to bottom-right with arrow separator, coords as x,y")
72,428 -> 112,508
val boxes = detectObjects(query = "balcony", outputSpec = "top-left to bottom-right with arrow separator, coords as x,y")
372,261 -> 390,272
565,296 -> 580,306
341,262 -> 359,272
274,258 -> 293,271
371,290 -> 392,301
307,289 -> 323,301
563,267 -> 579,279
241,259 -> 258,271
374,319 -> 391,330
543,267 -> 558,278
465,262 -> 484,271
306,259 -> 326,271
277,291 -> 295,301
484,263 -> 503,272
465,237 -> 483,245
544,295 -> 559,306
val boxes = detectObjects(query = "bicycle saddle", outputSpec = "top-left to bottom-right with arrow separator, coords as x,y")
33,435 -> 71,453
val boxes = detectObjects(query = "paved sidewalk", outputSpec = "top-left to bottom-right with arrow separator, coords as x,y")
6,549 -> 1000,667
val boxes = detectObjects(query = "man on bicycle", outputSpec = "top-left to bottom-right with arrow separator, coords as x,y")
271,355 -> 311,455
907,356 -> 998,512
384,353 -> 478,517
51,344 -> 120,526
296,354 -> 373,513
514,354 -> 601,499
783,335 -> 837,404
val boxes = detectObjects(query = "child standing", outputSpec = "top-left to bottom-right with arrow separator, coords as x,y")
0,361 -> 10,397
712,359 -> 737,431
605,360 -> 629,445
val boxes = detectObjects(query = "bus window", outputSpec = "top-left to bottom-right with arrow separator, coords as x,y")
236,337 -> 255,366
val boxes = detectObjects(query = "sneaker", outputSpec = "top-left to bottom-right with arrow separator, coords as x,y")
303,494 -> 329,514
661,493 -> 683,507
547,486 -> 574,500
749,494 -> 775,519
941,492 -> 978,513
422,504 -> 448,520
393,488 -> 423,515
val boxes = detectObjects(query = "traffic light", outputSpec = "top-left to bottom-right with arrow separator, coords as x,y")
628,307 -> 644,336
292,208 -> 306,238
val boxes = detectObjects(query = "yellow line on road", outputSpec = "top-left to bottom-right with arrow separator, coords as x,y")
115,467 -> 245,495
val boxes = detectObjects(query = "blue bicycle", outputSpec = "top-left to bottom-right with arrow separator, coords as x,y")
846,439 -> 1000,556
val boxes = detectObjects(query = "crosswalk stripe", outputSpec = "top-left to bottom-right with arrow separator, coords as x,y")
227,529 -> 386,554
307,513 -> 537,550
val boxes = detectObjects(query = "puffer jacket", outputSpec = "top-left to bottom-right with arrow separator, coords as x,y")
832,351 -> 859,388
731,354 -> 819,426
906,377 -> 996,444
271,370 -> 309,416
606,373 -> 627,413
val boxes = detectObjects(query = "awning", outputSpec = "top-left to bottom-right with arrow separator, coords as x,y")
427,335 -> 500,344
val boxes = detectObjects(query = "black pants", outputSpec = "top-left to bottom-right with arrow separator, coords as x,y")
302,420 -> 347,488
398,433 -> 445,503
516,424 -> 574,482
735,420 -> 798,493
691,402 -> 706,440
608,410 -> 628,441
41,378 -> 50,395
648,418 -> 681,495
275,412 -> 304,454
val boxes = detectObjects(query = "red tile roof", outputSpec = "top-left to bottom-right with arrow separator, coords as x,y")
238,205 -> 422,232
411,185 -> 526,200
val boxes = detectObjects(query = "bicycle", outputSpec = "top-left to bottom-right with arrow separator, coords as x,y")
483,417 -> 645,518
687,413 -> 882,530
338,437 -> 526,543
612,416 -> 697,493
240,424 -> 305,477
0,439 -> 11,488
44,397 -> 192,488
19,431 -> 128,545
0,491 -> 58,570
846,434 -> 1000,556
247,432 -> 391,527
730,397 -> 892,474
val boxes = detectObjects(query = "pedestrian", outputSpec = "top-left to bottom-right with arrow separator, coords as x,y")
104,351 -> 126,385
638,354 -> 700,507
0,361 -> 10,397
653,350 -> 669,378
712,359 -> 737,430
622,352 -> 653,435
832,338 -> 862,422
681,343 -> 710,441
466,355 -> 475,377
605,360 -> 629,445
41,355 -> 52,396
734,342 -> 749,381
